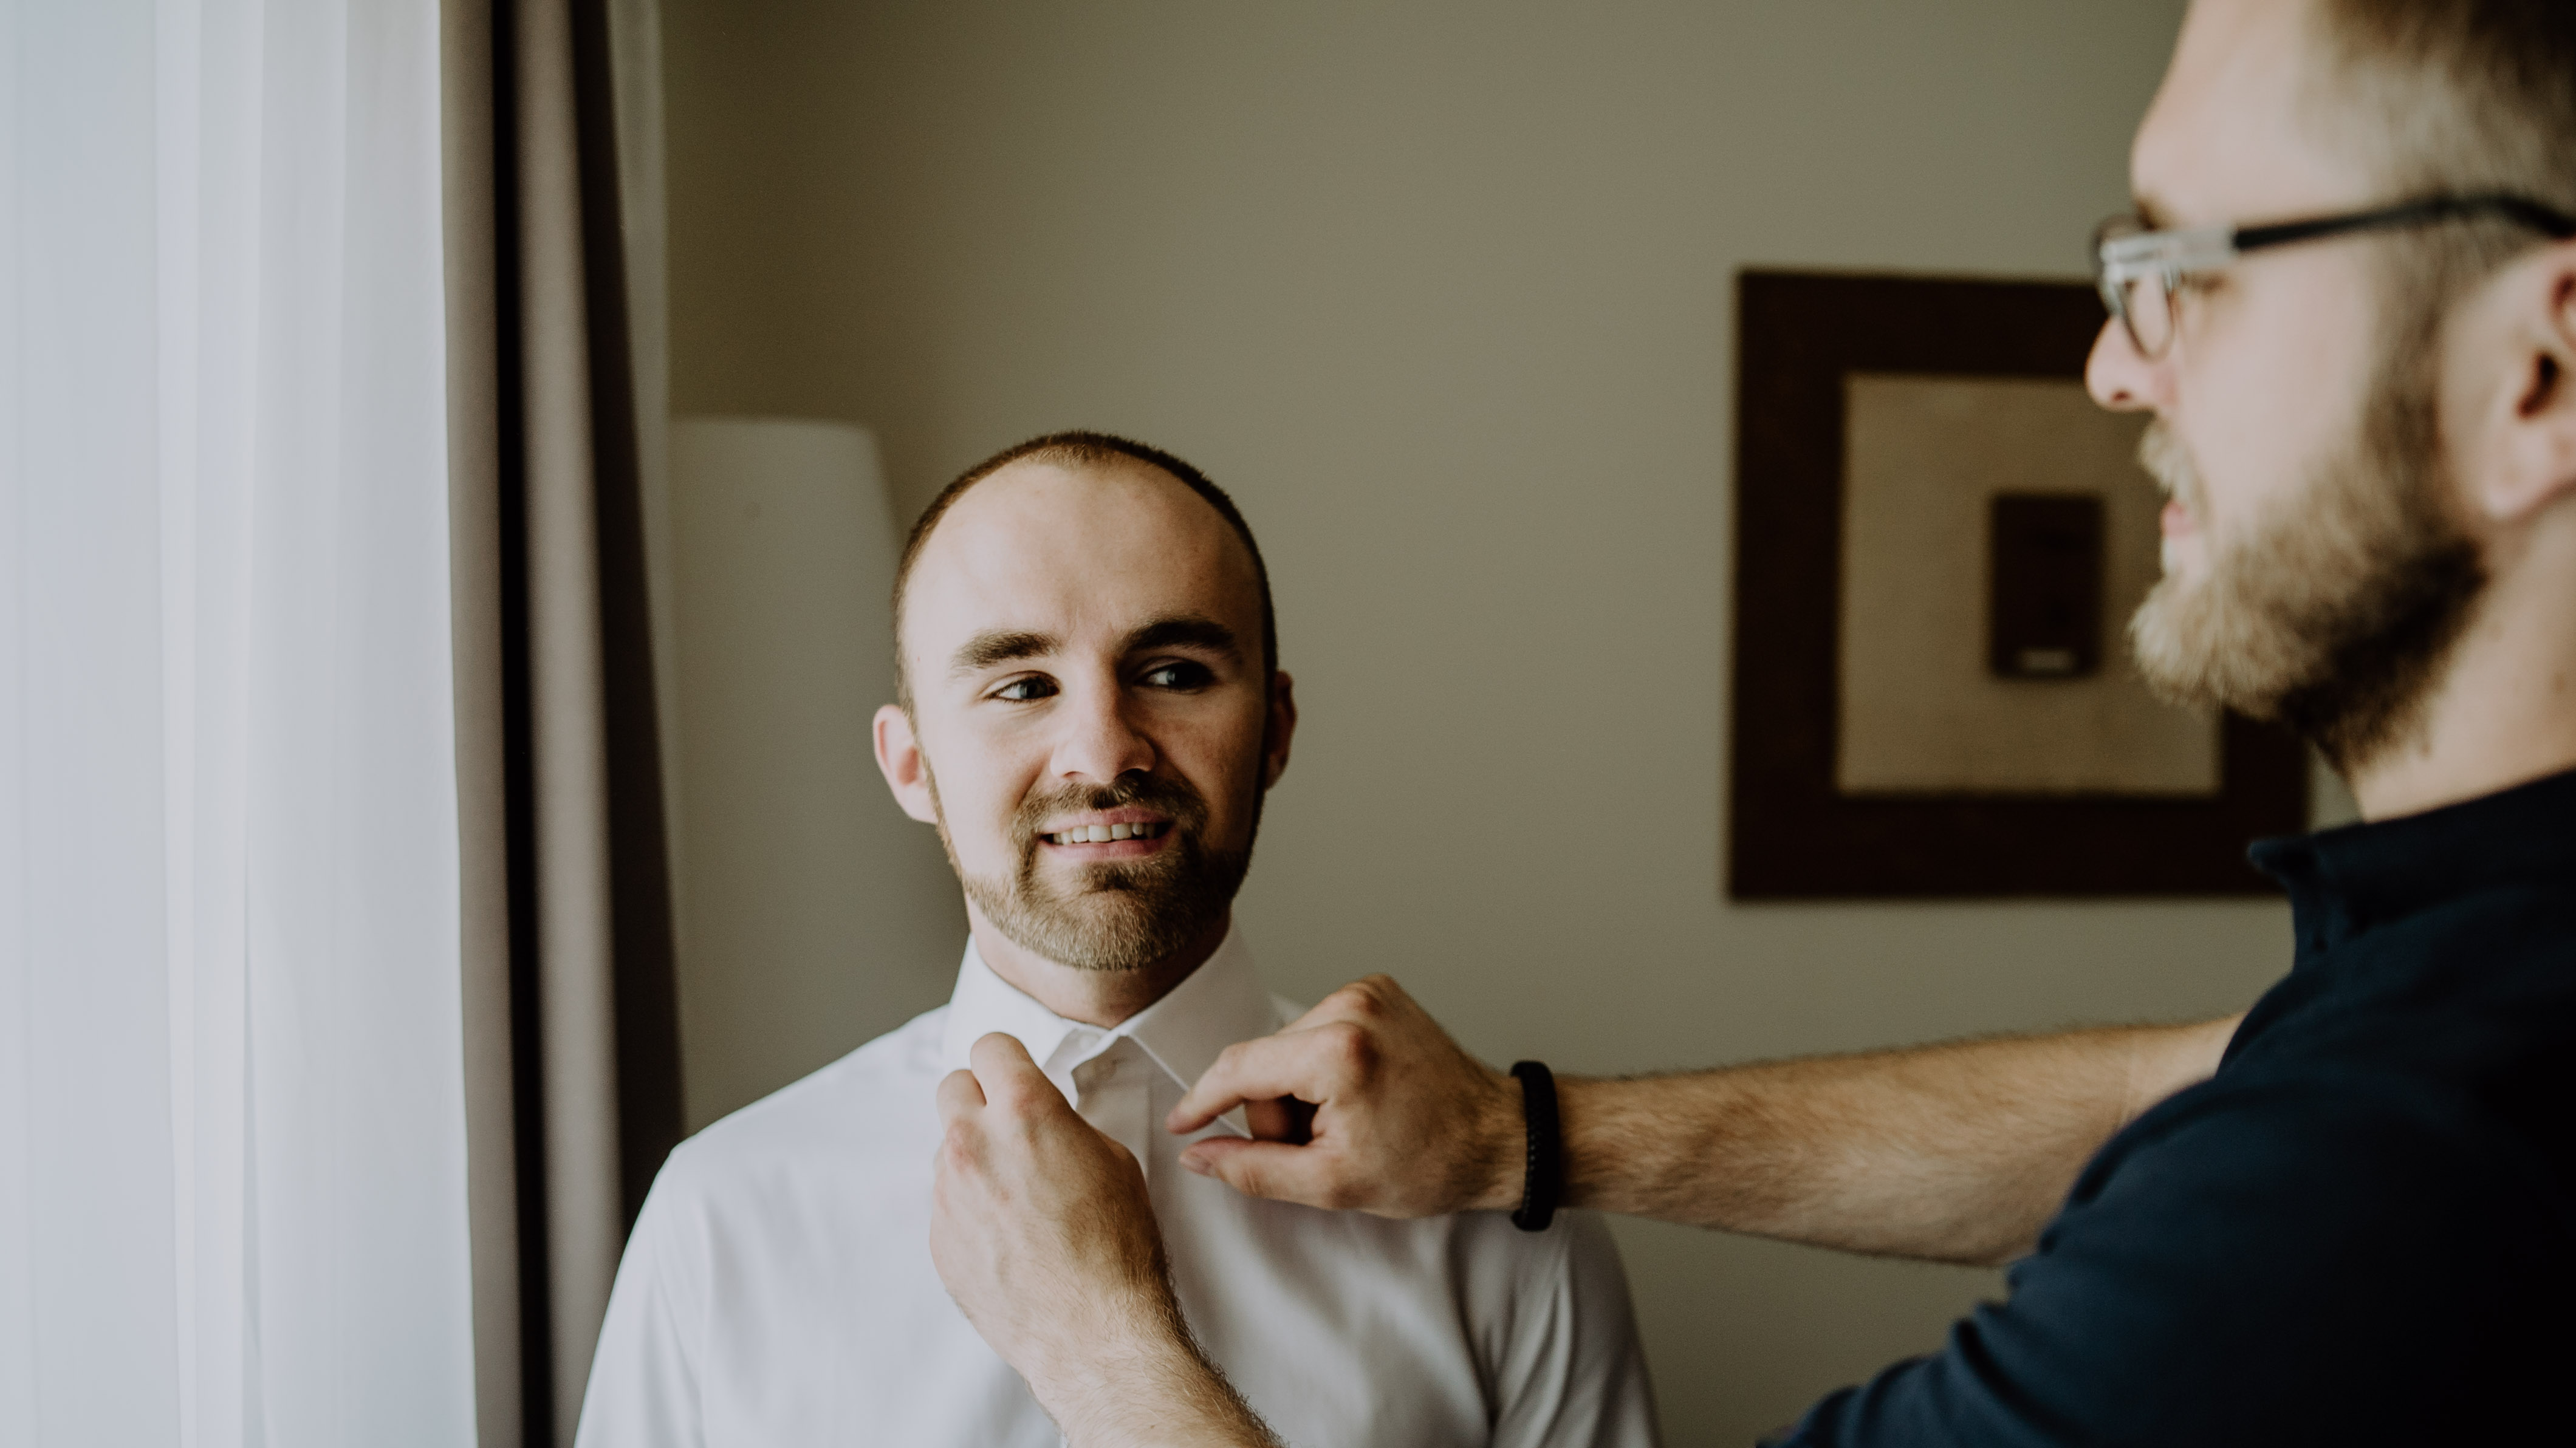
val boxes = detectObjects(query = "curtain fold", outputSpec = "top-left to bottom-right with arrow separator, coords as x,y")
2,2 -> 475,1444
448,1 -> 683,1444
445,1 -> 527,1443
0,2 -> 674,1439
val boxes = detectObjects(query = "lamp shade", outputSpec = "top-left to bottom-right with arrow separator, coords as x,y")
668,417 -> 964,1131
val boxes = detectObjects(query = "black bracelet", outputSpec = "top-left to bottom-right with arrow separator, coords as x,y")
1509,1060 -> 1561,1232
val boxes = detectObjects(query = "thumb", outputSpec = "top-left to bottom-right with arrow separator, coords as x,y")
1179,1136 -> 1343,1211
934,1067 -> 988,1130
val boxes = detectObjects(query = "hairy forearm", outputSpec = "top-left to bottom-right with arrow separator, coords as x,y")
1038,1291 -> 1281,1448
1557,1017 -> 2239,1265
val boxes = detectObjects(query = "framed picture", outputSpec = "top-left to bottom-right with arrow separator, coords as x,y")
1727,270 -> 2308,900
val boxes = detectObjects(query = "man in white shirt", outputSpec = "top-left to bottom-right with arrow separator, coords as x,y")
574,431 -> 1659,1447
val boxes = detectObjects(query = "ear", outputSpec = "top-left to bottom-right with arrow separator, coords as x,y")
2478,244 -> 2576,525
873,703 -> 941,825
1260,671 -> 1298,791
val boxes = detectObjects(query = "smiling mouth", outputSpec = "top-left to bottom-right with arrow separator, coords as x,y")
1042,821 -> 1173,846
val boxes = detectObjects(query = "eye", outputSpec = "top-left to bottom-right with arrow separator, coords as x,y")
1140,660 -> 1215,691
991,675 -> 1058,703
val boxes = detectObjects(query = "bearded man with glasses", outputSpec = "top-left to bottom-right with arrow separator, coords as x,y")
924,4 -> 2576,1446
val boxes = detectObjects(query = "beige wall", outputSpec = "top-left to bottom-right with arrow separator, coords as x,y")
660,2 -> 2295,1441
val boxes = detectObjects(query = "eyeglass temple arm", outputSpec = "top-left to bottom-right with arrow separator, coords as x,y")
2235,194 -> 2576,254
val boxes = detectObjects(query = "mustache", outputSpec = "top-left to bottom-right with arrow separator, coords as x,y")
2139,420 -> 2202,513
1009,774 -> 1210,853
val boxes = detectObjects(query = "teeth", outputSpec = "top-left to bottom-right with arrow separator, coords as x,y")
1047,822 -> 1163,845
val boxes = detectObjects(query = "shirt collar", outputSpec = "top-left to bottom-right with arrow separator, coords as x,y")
937,924 -> 1276,1108
2249,763 -> 2576,962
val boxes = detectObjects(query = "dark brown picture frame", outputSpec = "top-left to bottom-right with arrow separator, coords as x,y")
1727,270 -> 2308,900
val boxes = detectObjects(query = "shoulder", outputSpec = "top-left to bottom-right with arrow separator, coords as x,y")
1439,1210 -> 1653,1441
648,1005 -> 951,1217
1422,1206 -> 1638,1351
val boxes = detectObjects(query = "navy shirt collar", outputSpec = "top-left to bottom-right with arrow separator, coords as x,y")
2250,764 -> 2576,964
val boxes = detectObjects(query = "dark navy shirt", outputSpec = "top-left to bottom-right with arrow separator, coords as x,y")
1776,766 -> 2576,1447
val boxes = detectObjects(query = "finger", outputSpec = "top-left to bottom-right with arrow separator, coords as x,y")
1168,977 -> 1419,1133
1267,975 -> 1416,1037
967,1032 -> 1059,1114
1169,1028 -> 1350,1133
1243,1095 -> 1314,1144
936,1066 -> 987,1129
1177,1136 -> 1346,1210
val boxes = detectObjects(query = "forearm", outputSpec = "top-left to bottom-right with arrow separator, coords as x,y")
1555,1017 -> 2239,1265
1040,1304 -> 1280,1448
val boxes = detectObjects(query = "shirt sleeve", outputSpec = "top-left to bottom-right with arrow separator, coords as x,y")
573,1169 -> 706,1448
1769,1080 -> 2561,1448
1488,1209 -> 1664,1448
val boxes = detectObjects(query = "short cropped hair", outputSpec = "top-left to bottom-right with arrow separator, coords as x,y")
2312,1 -> 2576,308
891,431 -> 1276,708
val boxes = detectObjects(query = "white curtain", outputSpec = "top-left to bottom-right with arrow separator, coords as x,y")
0,1 -> 478,1444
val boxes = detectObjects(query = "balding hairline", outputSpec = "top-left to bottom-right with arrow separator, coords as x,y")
891,431 -> 1278,711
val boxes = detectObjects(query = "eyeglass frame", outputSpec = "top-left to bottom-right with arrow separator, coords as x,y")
2091,192 -> 2576,360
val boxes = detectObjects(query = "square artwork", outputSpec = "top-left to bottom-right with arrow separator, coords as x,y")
1834,374 -> 2218,797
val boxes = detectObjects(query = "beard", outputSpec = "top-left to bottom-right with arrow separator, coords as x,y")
2126,338 -> 2487,776
931,768 -> 1258,974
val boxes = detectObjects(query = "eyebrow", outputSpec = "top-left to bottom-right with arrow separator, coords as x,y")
944,615 -> 1242,678
949,629 -> 1059,676
1120,614 -> 1241,660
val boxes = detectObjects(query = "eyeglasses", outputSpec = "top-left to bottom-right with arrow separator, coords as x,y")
2092,192 -> 2576,360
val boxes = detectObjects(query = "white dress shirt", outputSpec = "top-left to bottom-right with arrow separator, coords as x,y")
575,928 -> 1660,1447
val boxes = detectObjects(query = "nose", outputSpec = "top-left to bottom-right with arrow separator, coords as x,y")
1049,677 -> 1157,785
2085,317 -> 2159,412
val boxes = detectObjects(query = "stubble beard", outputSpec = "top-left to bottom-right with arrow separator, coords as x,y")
929,766 -> 1258,974
2126,331 -> 2487,776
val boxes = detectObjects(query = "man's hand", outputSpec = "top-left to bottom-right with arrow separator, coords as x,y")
931,1033 -> 1278,1448
1168,976 -> 1525,1218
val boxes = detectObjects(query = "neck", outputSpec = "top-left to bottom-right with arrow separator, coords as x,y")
962,908 -> 1233,1028
2348,527 -> 2576,821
